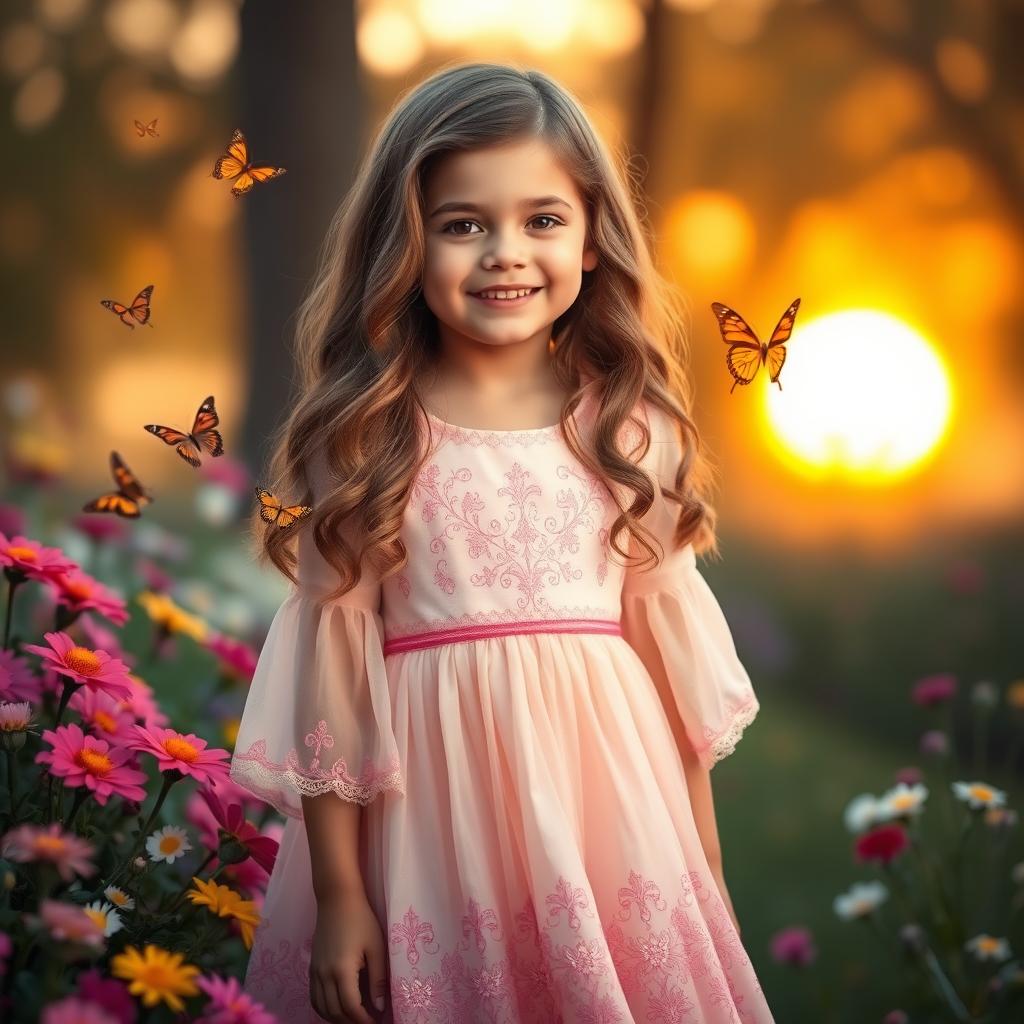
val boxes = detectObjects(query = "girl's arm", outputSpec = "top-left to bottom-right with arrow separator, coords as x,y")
680,743 -> 722,867
302,793 -> 368,902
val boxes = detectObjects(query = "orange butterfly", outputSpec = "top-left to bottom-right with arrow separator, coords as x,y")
255,488 -> 312,529
144,395 -> 225,468
101,284 -> 154,329
711,298 -> 801,393
82,451 -> 153,518
134,118 -> 159,137
212,129 -> 286,197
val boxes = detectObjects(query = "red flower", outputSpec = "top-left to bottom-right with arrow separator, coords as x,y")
197,786 -> 278,873
855,823 -> 909,865
911,673 -> 957,708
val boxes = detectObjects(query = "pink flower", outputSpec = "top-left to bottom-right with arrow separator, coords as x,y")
0,533 -> 77,583
71,514 -> 128,545
69,687 -> 137,744
128,723 -> 231,786
46,568 -> 129,627
911,673 -> 957,708
113,674 -> 169,728
78,615 -> 137,669
203,632 -> 258,683
21,631 -> 133,700
855,823 -> 909,866
894,766 -> 923,786
769,925 -> 818,967
41,996 -> 120,1024
37,898 -> 105,949
135,557 -> 173,592
195,974 -> 276,1024
0,649 -> 40,703
1,822 -> 97,882
198,786 -> 278,873
920,730 -> 949,755
0,504 -> 25,538
199,455 -> 251,496
0,701 -> 33,732
74,968 -> 138,1024
35,723 -> 147,806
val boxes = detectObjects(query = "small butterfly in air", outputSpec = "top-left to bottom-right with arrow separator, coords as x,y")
211,128 -> 286,197
134,118 -> 159,137
82,451 -> 154,518
100,284 -> 154,329
144,395 -> 225,468
711,297 -> 801,393
255,488 -> 312,530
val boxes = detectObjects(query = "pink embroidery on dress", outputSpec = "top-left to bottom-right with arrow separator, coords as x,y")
243,865 -> 766,1023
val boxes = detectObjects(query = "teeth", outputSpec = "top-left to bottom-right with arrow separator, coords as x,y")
477,288 -> 535,299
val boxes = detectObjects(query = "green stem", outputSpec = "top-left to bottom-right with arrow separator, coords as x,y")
54,678 -> 79,729
108,772 -> 179,887
3,575 -> 22,651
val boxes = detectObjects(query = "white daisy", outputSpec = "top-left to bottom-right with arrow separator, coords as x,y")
83,900 -> 123,937
843,793 -> 882,833
952,781 -> 1006,810
145,824 -> 192,864
103,885 -> 135,911
876,782 -> 929,821
833,881 -> 889,921
964,934 -> 1011,962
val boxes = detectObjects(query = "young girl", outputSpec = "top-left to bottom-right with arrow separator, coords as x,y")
230,62 -> 773,1024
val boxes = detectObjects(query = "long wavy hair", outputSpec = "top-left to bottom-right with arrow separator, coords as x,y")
249,61 -> 721,602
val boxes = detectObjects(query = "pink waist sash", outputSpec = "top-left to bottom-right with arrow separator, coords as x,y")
382,617 -> 622,656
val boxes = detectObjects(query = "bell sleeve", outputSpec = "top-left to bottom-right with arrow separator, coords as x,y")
229,454 -> 404,820
618,402 -> 761,772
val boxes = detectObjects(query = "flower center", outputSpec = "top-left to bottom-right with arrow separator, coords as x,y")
6,546 -> 38,562
35,836 -> 68,856
163,737 -> 199,762
94,711 -> 119,733
971,784 -> 994,802
159,836 -> 181,854
64,646 -> 101,676
76,747 -> 114,775
64,579 -> 92,601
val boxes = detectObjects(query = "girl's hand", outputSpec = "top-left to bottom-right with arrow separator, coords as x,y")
710,864 -> 742,937
309,889 -> 390,1024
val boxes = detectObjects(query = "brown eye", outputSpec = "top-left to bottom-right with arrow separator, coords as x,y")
442,220 -> 479,235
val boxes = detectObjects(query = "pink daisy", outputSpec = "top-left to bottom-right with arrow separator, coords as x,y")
35,723 -> 147,806
21,632 -> 133,700
197,786 -> 278,873
911,672 -> 958,708
127,723 -> 231,787
1,821 -> 97,882
69,687 -> 137,744
0,700 -> 34,734
41,995 -> 120,1024
203,632 -> 258,683
71,513 -> 128,545
0,649 -> 40,703
37,899 -> 105,949
195,974 -> 275,1024
78,614 -> 137,669
46,568 -> 129,627
74,968 -> 138,1024
114,674 -> 169,728
0,533 -> 78,583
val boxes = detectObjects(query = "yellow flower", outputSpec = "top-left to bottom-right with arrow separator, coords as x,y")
1006,679 -> 1024,711
136,591 -> 208,642
186,876 -> 261,950
110,943 -> 200,1012
222,717 -> 240,747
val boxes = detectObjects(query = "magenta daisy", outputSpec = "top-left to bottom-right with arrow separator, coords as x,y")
35,723 -> 147,806
41,995 -> 121,1024
46,568 -> 129,627
73,967 -> 137,1024
128,724 -> 230,786
1,821 -> 97,882
0,650 -> 39,703
0,533 -> 78,582
71,512 -> 128,544
203,632 -> 258,683
195,973 -> 276,1024
114,673 -> 169,727
78,614 -> 137,669
37,899 -> 106,949
21,632 -> 133,700
69,687 -> 137,744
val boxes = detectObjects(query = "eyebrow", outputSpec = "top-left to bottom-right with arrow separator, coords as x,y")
429,195 -> 573,218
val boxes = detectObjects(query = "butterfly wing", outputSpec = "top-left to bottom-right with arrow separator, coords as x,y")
100,298 -> 135,328
190,396 -> 224,457
711,301 -> 763,391
145,423 -> 200,464
110,450 -> 151,505
82,492 -> 142,518
256,488 -> 311,528
213,128 -> 249,181
146,118 -> 159,136
128,284 -> 154,326
763,297 -> 800,384
133,120 -> 146,137
277,503 -> 312,528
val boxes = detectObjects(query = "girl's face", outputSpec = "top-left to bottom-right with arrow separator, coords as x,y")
421,137 -> 598,356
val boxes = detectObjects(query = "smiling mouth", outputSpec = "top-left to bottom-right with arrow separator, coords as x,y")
470,287 -> 543,303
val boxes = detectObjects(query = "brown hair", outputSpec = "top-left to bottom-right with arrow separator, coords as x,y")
249,60 -> 720,602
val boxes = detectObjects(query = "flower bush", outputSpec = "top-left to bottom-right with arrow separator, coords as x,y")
0,527 -> 282,1024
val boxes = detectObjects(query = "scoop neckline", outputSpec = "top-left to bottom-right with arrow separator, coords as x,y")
422,388 -> 592,436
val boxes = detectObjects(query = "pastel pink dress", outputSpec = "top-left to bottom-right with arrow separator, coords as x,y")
229,388 -> 772,1023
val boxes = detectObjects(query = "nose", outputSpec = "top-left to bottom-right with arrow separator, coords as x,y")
482,228 -> 528,269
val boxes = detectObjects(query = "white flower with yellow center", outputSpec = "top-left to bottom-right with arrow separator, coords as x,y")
145,824 -> 192,864
964,934 -> 1011,962
833,881 -> 889,921
876,782 -> 929,821
83,900 -> 124,937
843,793 -> 882,833
103,885 -> 135,910
952,781 -> 1006,810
